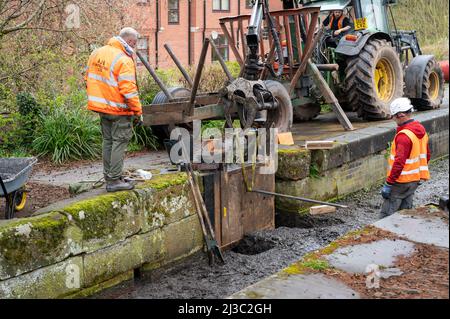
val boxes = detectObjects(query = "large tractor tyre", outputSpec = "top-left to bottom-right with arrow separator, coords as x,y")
264,80 -> 293,132
151,87 -> 191,140
409,58 -> 444,110
293,104 -> 321,122
345,39 -> 403,120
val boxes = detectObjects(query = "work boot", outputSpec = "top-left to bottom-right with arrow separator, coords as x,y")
122,176 -> 137,186
106,179 -> 135,192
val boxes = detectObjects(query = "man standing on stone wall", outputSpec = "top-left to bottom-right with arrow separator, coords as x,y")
85,27 -> 143,192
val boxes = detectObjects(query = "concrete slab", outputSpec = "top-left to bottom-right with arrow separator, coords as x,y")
325,239 -> 416,274
229,273 -> 360,299
374,213 -> 449,248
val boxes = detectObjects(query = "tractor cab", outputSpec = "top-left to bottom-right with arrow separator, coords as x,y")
301,0 -> 395,34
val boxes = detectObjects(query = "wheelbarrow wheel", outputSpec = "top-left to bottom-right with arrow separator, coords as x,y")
14,189 -> 27,212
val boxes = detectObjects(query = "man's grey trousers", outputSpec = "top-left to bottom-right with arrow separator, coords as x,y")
381,182 -> 420,217
99,114 -> 133,181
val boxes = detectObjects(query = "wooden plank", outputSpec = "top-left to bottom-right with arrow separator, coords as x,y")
304,140 -> 334,150
241,168 -> 275,235
221,22 -> 244,67
220,170 -> 243,248
294,15 -> 303,62
284,15 -> 295,78
278,132 -> 295,145
310,205 -> 336,215
307,61 -> 354,131
239,19 -> 247,59
214,171 -> 222,247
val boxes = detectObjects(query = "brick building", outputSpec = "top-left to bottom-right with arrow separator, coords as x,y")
132,0 -> 285,69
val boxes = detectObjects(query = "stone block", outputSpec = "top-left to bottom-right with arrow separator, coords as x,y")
0,212 -> 81,280
275,176 -> 338,213
83,235 -> 144,287
0,257 -> 83,299
161,215 -> 203,263
62,191 -> 142,253
276,149 -> 311,181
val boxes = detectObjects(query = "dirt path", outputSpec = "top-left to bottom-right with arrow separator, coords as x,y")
92,157 -> 448,299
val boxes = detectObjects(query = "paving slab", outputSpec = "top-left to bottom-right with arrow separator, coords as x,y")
230,273 -> 360,299
374,213 -> 449,248
324,239 -> 416,274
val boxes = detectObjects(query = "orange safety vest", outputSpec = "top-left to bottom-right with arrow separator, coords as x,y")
85,37 -> 142,116
387,129 -> 430,183
329,15 -> 345,30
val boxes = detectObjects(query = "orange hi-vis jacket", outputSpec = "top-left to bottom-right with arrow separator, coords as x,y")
329,15 -> 345,30
387,129 -> 430,183
85,37 -> 142,116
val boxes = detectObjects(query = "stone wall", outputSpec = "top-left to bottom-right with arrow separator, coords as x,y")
275,110 -> 449,215
0,173 -> 203,298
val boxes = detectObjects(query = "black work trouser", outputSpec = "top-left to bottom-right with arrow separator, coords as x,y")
380,182 -> 420,217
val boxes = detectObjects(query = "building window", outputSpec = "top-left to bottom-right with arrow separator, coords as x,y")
212,34 -> 229,62
245,0 -> 255,8
168,0 -> 179,24
136,37 -> 149,66
213,0 -> 230,11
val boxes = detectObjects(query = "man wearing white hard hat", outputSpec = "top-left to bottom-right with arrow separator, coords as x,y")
380,98 -> 431,216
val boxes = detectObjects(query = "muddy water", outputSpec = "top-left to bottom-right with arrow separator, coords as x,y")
93,158 -> 448,299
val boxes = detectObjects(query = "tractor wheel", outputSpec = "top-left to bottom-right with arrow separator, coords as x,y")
264,80 -> 293,132
293,104 -> 321,122
410,58 -> 444,110
345,39 -> 403,120
151,87 -> 191,140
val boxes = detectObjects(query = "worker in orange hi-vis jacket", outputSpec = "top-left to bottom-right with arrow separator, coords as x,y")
380,98 -> 431,217
85,27 -> 143,192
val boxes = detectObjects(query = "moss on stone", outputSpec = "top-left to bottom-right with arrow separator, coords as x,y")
137,173 -> 187,190
245,290 -> 265,299
282,253 -> 330,276
277,149 -> 311,181
63,191 -> 138,241
0,212 -> 69,278
146,182 -> 194,227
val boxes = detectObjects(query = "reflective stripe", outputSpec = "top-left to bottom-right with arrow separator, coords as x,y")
110,53 -> 124,83
401,169 -> 420,175
88,73 -> 118,87
88,96 -> 128,109
405,157 -> 420,164
118,75 -> 136,82
124,92 -> 139,99
420,166 -> 429,171
390,155 -> 419,164
420,154 -> 427,159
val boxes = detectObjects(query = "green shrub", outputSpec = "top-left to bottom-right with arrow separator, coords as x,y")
16,92 -> 43,146
0,113 -> 25,152
17,92 -> 40,116
32,107 -> 102,164
131,125 -> 159,151
0,84 -> 15,113
138,68 -> 183,105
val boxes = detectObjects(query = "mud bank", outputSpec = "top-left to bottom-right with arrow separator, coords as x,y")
92,158 -> 448,299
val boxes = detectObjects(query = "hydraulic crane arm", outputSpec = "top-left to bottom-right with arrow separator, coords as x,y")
244,0 -> 284,79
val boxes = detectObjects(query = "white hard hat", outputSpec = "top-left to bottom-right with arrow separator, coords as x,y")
390,98 -> 413,116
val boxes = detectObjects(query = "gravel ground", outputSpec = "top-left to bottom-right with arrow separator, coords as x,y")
93,157 -> 449,299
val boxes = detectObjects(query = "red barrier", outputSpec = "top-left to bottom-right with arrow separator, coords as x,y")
439,60 -> 449,82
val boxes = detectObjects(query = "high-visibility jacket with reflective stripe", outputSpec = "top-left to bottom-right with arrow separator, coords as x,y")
329,15 -> 345,30
85,37 -> 142,116
387,129 -> 430,183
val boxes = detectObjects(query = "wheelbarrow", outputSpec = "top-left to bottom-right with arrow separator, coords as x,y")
0,157 -> 37,219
